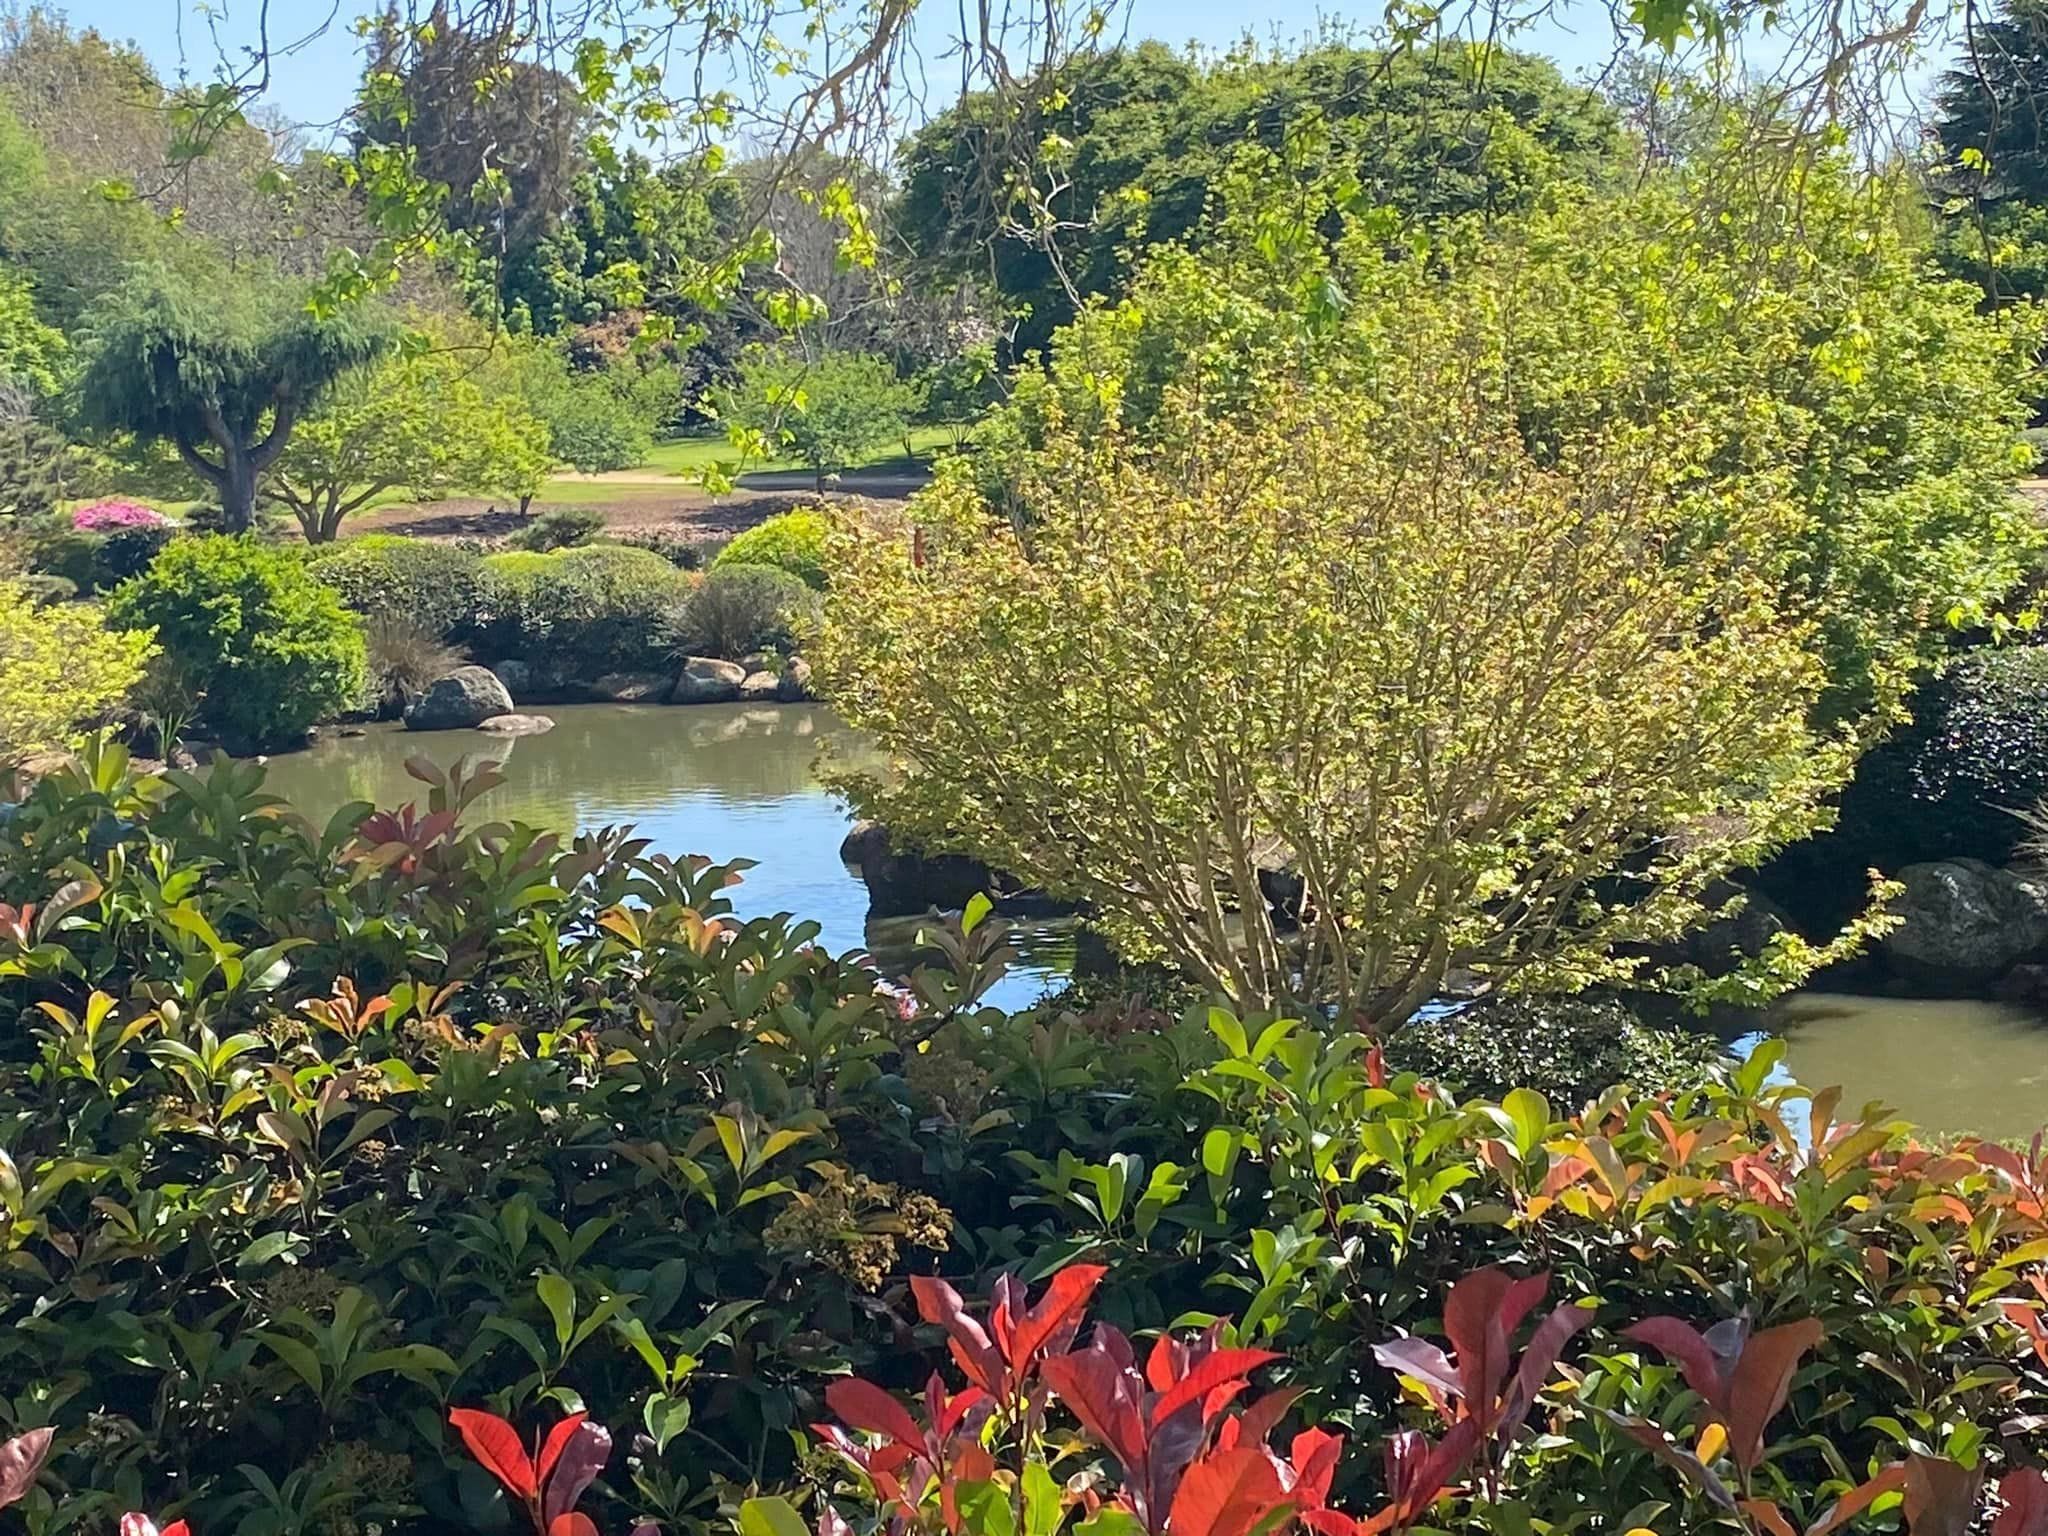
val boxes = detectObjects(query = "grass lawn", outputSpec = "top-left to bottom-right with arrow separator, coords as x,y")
637,424 -> 966,478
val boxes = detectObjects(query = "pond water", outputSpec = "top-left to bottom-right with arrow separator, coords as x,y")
1769,992 -> 2048,1142
254,703 -> 1070,1010
254,707 -> 2048,1139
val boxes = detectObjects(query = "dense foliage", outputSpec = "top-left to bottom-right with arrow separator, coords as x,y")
718,351 -> 921,486
711,511 -> 831,590
1381,995 -> 1732,1103
0,578 -> 152,769
476,544 -> 695,676
818,338 -> 1863,1021
3,756 -> 2048,1536
105,536 -> 367,750
307,536 -> 494,643
897,40 -> 1623,352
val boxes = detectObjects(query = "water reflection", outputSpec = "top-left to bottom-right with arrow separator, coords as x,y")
1774,991 -> 2048,1141
252,703 -> 1064,1009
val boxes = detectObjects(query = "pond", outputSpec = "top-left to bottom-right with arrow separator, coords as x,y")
1769,992 -> 2048,1142
255,706 -> 2048,1139
253,703 -> 1070,1011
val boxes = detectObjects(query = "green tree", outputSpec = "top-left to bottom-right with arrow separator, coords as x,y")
719,349 -> 922,489
817,154 -> 2039,1022
0,579 -> 154,770
265,341 -> 555,541
0,260 -> 61,398
70,264 -> 392,533
1932,0 -> 2048,302
897,39 -> 1622,354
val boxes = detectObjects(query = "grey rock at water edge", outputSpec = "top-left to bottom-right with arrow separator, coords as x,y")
738,670 -> 781,701
490,660 -> 533,701
778,656 -> 814,702
405,666 -> 516,731
673,656 -> 746,704
477,713 -> 555,737
1881,858 -> 2048,987
590,671 -> 674,704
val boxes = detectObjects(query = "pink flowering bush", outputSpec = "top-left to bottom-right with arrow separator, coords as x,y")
71,499 -> 172,532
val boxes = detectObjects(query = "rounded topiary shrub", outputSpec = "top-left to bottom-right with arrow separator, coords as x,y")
711,509 -> 831,589
1383,995 -> 1729,1105
662,563 -> 819,660
107,535 -> 366,751
477,543 -> 693,675
306,535 -> 490,641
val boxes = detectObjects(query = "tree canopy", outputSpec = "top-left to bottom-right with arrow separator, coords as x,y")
896,39 -> 1623,353
71,264 -> 392,532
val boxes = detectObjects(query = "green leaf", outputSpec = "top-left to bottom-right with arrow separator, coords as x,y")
1501,1087 -> 1551,1157
236,1232 -> 305,1271
1023,1461 -> 1065,1536
537,1271 -> 577,1351
739,1496 -> 812,1536
962,892 -> 993,935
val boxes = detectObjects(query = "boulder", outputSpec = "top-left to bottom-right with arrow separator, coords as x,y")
490,660 -> 533,701
405,666 -> 515,731
840,820 -> 891,868
591,671 -> 673,704
840,819 -> 1080,919
477,713 -> 555,737
1881,859 -> 2048,987
673,656 -> 745,704
778,656 -> 815,702
1649,878 -> 1792,978
738,669 -> 781,701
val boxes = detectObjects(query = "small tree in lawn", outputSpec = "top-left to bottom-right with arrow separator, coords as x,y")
265,345 -> 555,541
720,347 -> 922,490
70,263 -> 390,532
815,374 -> 1860,1028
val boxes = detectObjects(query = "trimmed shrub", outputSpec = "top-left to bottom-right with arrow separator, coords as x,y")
477,543 -> 693,674
507,505 -> 604,552
712,508 -> 831,589
70,498 -> 170,532
662,562 -> 818,660
107,535 -> 366,750
1382,993 -> 1730,1104
28,523 -> 176,594
306,535 -> 491,641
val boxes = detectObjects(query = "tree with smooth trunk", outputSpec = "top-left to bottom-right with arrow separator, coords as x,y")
70,263 -> 390,532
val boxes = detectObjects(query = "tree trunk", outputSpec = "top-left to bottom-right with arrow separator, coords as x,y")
220,450 -> 260,534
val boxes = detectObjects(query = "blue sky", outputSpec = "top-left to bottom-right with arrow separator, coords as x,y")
57,0 -> 1627,138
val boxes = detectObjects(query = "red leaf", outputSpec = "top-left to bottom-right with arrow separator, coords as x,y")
1805,1465 -> 1908,1536
1498,1302 -> 1595,1440
826,1379 -> 928,1451
1443,1268 -> 1546,1416
1151,1350 -> 1282,1428
0,1426 -> 53,1511
1996,1469 -> 2048,1536
1902,1455 -> 1983,1536
1725,1320 -> 1823,1473
1230,1388 -> 1303,1452
549,1516 -> 601,1536
1623,1317 -> 1731,1414
162,1526 -> 191,1536
1289,1427 -> 1346,1509
1166,1446 -> 1287,1536
1372,1337 -> 1463,1402
1009,1265 -> 1109,1377
1042,1342 -> 1148,1477
1742,1499 -> 1799,1536
536,1412 -> 590,1485
450,1407 -> 539,1501
910,1275 -> 1004,1395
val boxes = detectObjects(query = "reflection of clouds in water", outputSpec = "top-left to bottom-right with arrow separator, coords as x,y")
253,704 -> 1060,1010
